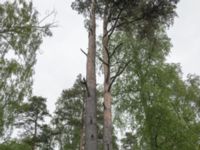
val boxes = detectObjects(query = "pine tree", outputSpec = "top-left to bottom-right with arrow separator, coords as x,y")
16,96 -> 50,150
72,1 -> 179,149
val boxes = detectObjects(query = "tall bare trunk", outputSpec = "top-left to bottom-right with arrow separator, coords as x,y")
102,7 -> 113,150
85,0 -> 97,150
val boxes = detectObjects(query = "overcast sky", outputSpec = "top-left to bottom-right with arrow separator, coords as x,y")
32,0 -> 200,113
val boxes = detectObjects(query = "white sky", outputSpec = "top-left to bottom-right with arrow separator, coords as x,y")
32,0 -> 200,113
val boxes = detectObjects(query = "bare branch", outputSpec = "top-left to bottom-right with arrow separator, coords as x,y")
97,54 -> 109,66
110,43 -> 123,58
108,60 -> 132,91
80,48 -> 88,57
81,48 -> 109,66
108,9 -> 123,38
39,10 -> 56,24
115,16 -> 143,29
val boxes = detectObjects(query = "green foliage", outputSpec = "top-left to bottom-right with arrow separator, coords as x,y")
16,96 -> 50,130
1,1 -> 198,150
121,132 -> 140,150
52,75 -> 118,150
52,75 -> 86,150
15,96 -> 51,149
72,1 -> 183,149
113,29 -> 200,149
38,125 -> 55,150
72,0 -> 179,31
0,0 -> 52,136
0,141 -> 31,150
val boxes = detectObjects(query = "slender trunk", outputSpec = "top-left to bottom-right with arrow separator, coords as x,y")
32,117 -> 38,150
80,119 -> 85,150
59,135 -> 64,150
80,97 -> 86,150
103,84 -> 112,150
85,0 -> 97,150
102,7 -> 113,150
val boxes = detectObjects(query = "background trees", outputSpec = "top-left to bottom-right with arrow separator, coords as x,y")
1,0 -> 200,150
72,1 -> 180,149
0,0 -> 51,138
113,29 -> 200,149
52,75 -> 118,150
16,96 -> 51,150
52,75 -> 86,150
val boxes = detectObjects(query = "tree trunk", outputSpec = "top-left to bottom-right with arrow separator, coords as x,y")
80,96 -> 86,150
80,117 -> 85,150
32,117 -> 38,150
102,8 -> 113,150
59,135 -> 64,150
85,0 -> 97,150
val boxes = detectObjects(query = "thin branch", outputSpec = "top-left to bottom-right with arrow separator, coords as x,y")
97,54 -> 109,66
39,10 -> 56,24
108,60 -> 132,91
81,48 -> 109,66
0,24 -> 56,35
115,16 -> 143,29
107,8 -> 113,23
108,9 -> 123,38
110,43 -> 123,58
80,48 -> 88,57
107,1 -> 120,23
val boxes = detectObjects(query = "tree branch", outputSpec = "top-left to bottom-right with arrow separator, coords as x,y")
0,24 -> 56,36
115,15 -> 144,29
39,10 -> 56,24
81,47 -> 109,67
108,60 -> 131,91
80,48 -> 88,57
108,9 -> 123,39
97,54 -> 109,66
110,43 -> 123,58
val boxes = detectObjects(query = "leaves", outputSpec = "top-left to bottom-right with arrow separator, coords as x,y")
113,29 -> 200,149
15,96 -> 51,149
0,0 -> 52,137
